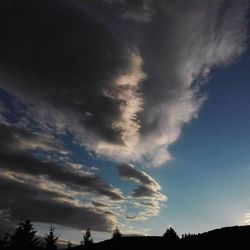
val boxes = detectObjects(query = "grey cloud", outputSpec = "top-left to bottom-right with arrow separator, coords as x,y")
0,124 -> 124,201
132,185 -> 159,198
118,163 -> 160,189
0,171 -> 74,203
100,0 -> 159,22
92,201 -> 109,208
94,0 -> 248,166
139,200 -> 160,208
118,163 -> 166,199
0,121 -> 67,154
134,0 -> 248,166
117,163 -> 166,220
0,0 -> 144,147
0,0 -> 247,167
0,172 -> 114,232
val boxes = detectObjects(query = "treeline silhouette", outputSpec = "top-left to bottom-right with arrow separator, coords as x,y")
0,220 -> 59,250
1,219 -> 250,250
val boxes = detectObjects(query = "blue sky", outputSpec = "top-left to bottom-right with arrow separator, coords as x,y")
40,46 -> 250,242
0,0 -> 249,245
154,47 -> 250,235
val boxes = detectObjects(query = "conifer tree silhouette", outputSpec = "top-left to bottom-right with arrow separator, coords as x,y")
44,225 -> 59,250
9,220 -> 40,250
81,228 -> 93,247
112,227 -> 122,239
163,227 -> 179,241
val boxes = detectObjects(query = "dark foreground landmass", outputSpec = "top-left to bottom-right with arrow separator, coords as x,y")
72,225 -> 250,250
2,222 -> 250,250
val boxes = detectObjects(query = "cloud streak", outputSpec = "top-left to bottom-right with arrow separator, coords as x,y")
0,124 -> 124,201
0,123 -> 125,231
0,171 -> 115,232
118,163 -> 166,220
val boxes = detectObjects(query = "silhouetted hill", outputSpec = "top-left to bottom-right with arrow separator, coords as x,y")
181,225 -> 250,250
71,225 -> 250,250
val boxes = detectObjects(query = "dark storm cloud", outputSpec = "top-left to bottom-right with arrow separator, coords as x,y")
100,0 -> 159,22
0,120 -> 67,153
0,122 -> 122,230
0,170 -> 73,202
0,0 -> 247,166
0,173 -> 114,231
0,124 -> 123,201
0,0 -> 144,146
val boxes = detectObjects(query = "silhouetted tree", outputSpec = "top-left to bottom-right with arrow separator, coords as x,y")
81,228 -> 93,247
112,227 -> 122,239
9,220 -> 40,250
44,225 -> 59,250
163,227 -> 179,241
182,233 -> 195,239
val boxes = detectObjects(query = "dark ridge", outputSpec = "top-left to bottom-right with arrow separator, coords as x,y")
71,225 -> 250,250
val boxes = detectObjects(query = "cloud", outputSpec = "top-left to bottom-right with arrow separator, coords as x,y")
0,0 -> 145,148
132,0 -> 248,166
0,0 -> 248,166
0,0 -> 247,233
101,0 -> 159,22
118,163 -> 167,220
92,201 -> 110,208
0,121 -> 67,154
132,185 -> 164,200
118,163 -> 166,200
0,122 -> 125,231
0,123 -> 124,201
0,171 -> 115,232
118,163 -> 160,190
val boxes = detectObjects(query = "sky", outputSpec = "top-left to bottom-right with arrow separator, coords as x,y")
0,0 -> 249,244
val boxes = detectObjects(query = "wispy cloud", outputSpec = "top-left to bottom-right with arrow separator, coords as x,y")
0,124 -> 124,201
0,170 -> 116,232
0,123 -> 124,231
118,163 -> 167,220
